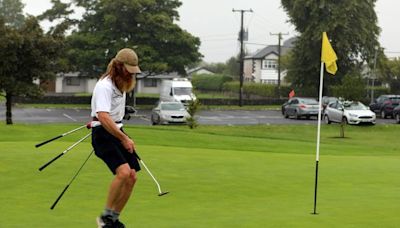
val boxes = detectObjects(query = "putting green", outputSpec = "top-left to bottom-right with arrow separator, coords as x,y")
0,124 -> 399,227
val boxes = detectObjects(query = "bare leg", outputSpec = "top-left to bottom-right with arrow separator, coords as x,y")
105,164 -> 134,210
114,169 -> 137,212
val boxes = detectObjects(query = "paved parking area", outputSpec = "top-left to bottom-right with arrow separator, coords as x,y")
0,106 -> 396,126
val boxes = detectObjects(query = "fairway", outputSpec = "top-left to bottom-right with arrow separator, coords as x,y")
0,124 -> 399,227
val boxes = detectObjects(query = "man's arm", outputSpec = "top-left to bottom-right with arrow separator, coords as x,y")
97,111 -> 135,153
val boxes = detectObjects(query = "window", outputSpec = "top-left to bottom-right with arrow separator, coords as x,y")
262,60 -> 277,69
261,79 -> 278,84
144,79 -> 157,87
65,77 -> 80,86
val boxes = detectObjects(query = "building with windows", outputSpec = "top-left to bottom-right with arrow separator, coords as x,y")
135,72 -> 182,94
243,37 -> 295,84
47,72 -> 98,94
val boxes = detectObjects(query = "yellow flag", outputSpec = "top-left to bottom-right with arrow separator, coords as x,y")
321,32 -> 338,75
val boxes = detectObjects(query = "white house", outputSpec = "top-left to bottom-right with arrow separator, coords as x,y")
51,72 -> 97,94
243,37 -> 295,84
136,72 -> 183,94
186,66 -> 214,78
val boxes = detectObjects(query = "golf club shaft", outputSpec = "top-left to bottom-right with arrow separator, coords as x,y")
133,152 -> 165,194
50,150 -> 94,210
39,132 -> 92,171
50,184 -> 70,210
139,159 -> 163,194
35,125 -> 87,148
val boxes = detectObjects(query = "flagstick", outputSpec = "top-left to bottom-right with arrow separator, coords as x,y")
313,62 -> 325,215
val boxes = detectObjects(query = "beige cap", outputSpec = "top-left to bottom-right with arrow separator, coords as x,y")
115,48 -> 141,73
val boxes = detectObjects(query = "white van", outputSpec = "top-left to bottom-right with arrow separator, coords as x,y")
160,78 -> 196,106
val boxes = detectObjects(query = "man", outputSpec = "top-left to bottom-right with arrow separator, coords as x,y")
91,48 -> 141,228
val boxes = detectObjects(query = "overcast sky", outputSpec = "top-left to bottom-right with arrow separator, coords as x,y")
22,0 -> 400,63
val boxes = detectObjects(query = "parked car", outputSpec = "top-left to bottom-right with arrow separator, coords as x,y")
150,101 -> 190,125
283,97 -> 320,119
123,105 -> 137,120
281,100 -> 289,115
392,105 -> 400,123
369,95 -> 400,118
322,96 -> 338,112
324,101 -> 376,125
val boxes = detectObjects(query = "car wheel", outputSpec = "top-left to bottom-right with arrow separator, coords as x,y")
342,117 -> 348,125
295,111 -> 300,119
324,115 -> 331,124
284,110 -> 289,118
151,115 -> 157,125
381,110 -> 386,119
151,115 -> 160,125
396,113 -> 400,124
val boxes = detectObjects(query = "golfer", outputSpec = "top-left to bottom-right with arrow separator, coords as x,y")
91,48 -> 141,228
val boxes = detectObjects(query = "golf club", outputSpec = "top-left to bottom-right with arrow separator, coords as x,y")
35,124 -> 88,148
50,150 -> 94,210
38,132 -> 92,171
134,152 -> 169,196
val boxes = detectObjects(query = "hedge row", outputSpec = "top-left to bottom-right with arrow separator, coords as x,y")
222,81 -> 292,98
191,74 -> 232,91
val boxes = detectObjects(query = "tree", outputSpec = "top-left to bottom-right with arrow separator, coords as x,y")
0,0 -> 25,28
0,16 -> 64,124
380,57 -> 400,94
37,0 -> 79,38
198,56 -> 240,78
330,72 -> 366,101
64,0 -> 202,76
223,56 -> 240,79
281,0 -> 380,96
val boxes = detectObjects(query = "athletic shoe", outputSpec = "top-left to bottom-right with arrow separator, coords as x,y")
114,219 -> 126,228
96,215 -> 114,228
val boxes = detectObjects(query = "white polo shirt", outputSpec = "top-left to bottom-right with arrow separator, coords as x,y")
91,76 -> 126,122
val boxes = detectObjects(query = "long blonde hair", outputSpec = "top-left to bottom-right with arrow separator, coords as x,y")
101,58 -> 136,92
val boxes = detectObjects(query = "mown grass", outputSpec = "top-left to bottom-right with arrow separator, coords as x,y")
0,124 -> 399,227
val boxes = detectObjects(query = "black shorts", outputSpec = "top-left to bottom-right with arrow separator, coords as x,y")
91,126 -> 141,174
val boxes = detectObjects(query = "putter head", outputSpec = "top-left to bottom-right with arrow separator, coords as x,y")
158,192 -> 169,197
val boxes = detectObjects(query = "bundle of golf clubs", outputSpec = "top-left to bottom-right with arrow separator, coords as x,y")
36,122 -> 169,210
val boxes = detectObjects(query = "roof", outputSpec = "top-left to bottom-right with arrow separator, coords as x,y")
137,72 -> 182,79
186,66 -> 214,75
245,36 -> 297,60
245,45 -> 292,59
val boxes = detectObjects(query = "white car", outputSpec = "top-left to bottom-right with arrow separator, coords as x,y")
151,101 -> 190,125
324,101 -> 376,125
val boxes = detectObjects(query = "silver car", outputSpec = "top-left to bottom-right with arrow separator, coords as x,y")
324,101 -> 376,125
283,97 -> 320,119
151,101 -> 190,125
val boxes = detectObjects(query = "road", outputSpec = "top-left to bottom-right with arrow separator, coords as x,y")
0,107 -> 396,126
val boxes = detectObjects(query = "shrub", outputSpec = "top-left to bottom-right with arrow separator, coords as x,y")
222,81 -> 291,98
330,73 -> 366,101
192,74 -> 232,91
186,99 -> 201,129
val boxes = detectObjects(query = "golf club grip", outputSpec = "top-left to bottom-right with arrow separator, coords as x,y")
133,151 -> 141,160
35,135 -> 62,148
50,184 -> 70,210
39,153 -> 64,171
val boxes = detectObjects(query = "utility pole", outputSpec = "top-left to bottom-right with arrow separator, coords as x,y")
233,8 -> 253,106
371,46 -> 378,104
270,32 -> 288,98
